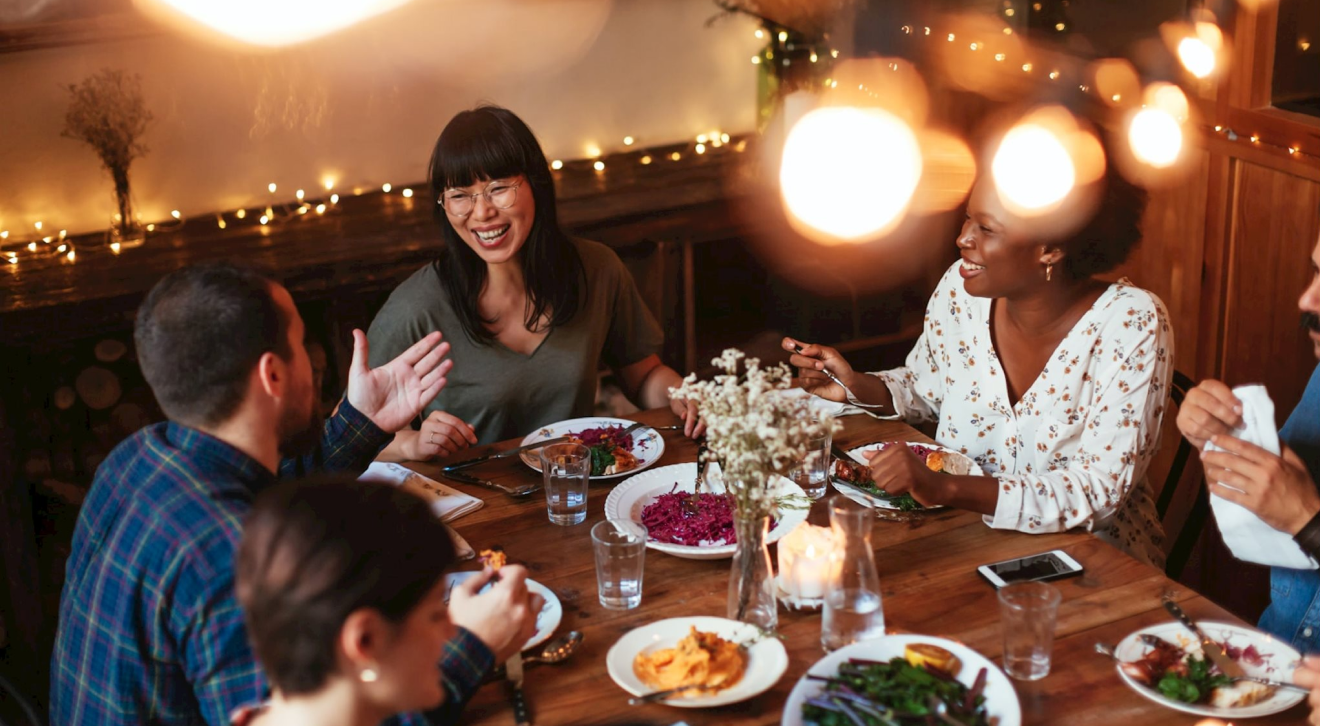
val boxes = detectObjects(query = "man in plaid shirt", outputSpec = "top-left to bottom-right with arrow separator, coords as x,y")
51,263 -> 539,726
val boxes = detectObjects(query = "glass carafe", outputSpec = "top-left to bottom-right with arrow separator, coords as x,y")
822,494 -> 885,651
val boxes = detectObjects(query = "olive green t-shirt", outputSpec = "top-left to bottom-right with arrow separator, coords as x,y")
366,237 -> 664,445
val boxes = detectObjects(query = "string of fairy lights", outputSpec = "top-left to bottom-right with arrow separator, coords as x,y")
4,7 -> 1314,270
0,128 -> 745,271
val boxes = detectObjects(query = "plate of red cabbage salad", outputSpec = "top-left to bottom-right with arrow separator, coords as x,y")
830,442 -> 983,512
603,462 -> 810,560
518,417 -> 665,480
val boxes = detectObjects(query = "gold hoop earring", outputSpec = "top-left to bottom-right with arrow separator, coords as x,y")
360,667 -> 379,683
1046,263 -> 1054,282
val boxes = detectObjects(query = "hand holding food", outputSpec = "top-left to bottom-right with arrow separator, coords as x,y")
448,562 -> 543,662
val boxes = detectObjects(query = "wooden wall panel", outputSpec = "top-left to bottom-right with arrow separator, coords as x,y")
1220,161 -> 1320,418
1116,150 -> 1211,377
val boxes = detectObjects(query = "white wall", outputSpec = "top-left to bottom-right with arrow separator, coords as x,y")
0,0 -> 761,234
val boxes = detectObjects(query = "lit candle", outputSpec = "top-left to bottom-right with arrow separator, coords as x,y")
778,522 -> 836,600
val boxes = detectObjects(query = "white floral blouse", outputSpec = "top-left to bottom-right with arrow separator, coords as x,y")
872,261 -> 1173,566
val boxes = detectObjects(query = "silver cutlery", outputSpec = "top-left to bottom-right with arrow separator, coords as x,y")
505,651 -> 532,726
492,631 -> 584,677
1162,598 -> 1245,679
790,343 -> 887,411
437,468 -> 540,498
628,685 -> 702,705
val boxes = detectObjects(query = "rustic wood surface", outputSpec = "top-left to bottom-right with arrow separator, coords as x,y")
410,408 -> 1307,726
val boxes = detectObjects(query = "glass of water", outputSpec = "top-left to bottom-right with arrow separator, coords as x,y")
591,519 -> 646,609
998,581 -> 1062,680
822,495 -> 885,651
791,421 -> 834,500
539,443 -> 589,525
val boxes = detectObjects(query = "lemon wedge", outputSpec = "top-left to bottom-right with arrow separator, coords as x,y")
905,643 -> 961,675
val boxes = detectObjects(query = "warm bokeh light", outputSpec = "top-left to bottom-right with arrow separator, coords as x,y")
779,107 -> 922,243
912,129 -> 976,214
136,0 -> 416,47
1146,82 -> 1190,122
1178,36 -> 1216,78
826,58 -> 929,127
989,108 -> 1104,216
1092,59 -> 1141,107
1128,108 -> 1183,168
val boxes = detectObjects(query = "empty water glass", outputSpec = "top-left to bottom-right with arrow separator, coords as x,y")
591,519 -> 647,609
998,581 -> 1062,680
791,423 -> 834,500
540,443 -> 589,525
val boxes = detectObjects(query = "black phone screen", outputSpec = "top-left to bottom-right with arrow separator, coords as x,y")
987,553 -> 1076,584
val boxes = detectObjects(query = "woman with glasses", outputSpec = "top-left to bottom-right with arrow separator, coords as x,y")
786,160 -> 1173,566
367,105 -> 699,459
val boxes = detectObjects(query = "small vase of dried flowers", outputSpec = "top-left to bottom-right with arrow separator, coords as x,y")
670,348 -> 838,631
62,69 -> 153,247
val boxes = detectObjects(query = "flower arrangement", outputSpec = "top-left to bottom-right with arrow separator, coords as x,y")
672,348 -> 836,520
62,69 -> 152,243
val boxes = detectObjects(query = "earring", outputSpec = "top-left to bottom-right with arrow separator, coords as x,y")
360,667 -> 379,683
1046,263 -> 1053,282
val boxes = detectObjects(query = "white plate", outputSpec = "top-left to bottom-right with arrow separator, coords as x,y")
782,634 -> 1021,726
833,442 -> 984,511
603,462 -> 809,560
607,616 -> 789,708
443,571 -> 562,651
518,416 -> 665,480
1112,620 -> 1305,718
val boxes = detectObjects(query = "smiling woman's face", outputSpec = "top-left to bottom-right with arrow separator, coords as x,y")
955,180 -> 1056,299
442,174 -> 536,266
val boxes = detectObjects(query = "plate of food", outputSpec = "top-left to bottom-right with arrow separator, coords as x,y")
443,556 -> 562,651
831,442 -> 983,511
607,616 -> 789,708
782,634 -> 1021,726
518,417 -> 664,479
603,462 -> 809,560
1112,620 -> 1305,718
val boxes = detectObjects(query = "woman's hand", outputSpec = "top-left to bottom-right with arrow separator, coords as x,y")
448,565 -> 543,663
1202,436 -> 1320,535
1176,379 -> 1243,450
403,411 -> 477,460
782,337 -> 855,403
864,445 -> 944,506
670,397 -> 706,439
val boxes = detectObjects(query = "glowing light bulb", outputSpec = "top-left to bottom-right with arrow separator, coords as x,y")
623,136 -> 635,146
0,231 -> 7,239
27,242 -> 36,252
586,145 -> 602,158
59,229 -> 67,239
1022,63 -> 1032,72
330,194 -> 340,204
260,215 -> 269,225
1049,70 -> 1060,80
947,33 -> 955,41
970,42 -> 979,50
1005,7 -> 1015,15
640,155 -> 653,165
111,242 -> 121,254
57,244 -> 67,253
1128,108 -> 1183,168
831,49 -> 839,58
670,152 -> 682,161
382,183 -> 392,193
778,30 -> 787,42
810,52 -> 818,62
1055,22 -> 1065,31
992,121 -> 1076,214
67,250 -> 76,262
236,209 -> 247,219
402,188 -> 413,198
593,160 -> 606,171
779,106 -> 922,242
146,224 -> 155,232
268,183 -> 277,193
721,133 -> 731,143
695,143 -> 707,154
316,203 -> 327,214
7,256 -> 16,265
752,56 -> 761,65
295,189 -> 305,200
995,53 -> 1006,61
754,28 -> 764,39
323,178 -> 336,191
1178,25 -> 1220,79
171,210 -> 181,219
697,134 -> 708,144
34,222 -> 42,231
218,218 -> 227,229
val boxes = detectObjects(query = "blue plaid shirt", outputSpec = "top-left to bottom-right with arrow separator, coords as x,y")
51,401 -> 493,726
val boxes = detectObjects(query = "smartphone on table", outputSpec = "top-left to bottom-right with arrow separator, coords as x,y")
976,549 -> 1083,589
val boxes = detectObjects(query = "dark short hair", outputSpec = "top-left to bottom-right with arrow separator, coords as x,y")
1058,159 -> 1149,279
237,476 -> 457,696
134,262 -> 291,427
429,104 -> 584,344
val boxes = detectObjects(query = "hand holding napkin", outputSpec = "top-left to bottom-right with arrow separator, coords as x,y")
1204,385 -> 1318,570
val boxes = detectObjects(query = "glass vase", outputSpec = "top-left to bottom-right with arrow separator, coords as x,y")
108,172 -> 146,249
728,511 -> 777,632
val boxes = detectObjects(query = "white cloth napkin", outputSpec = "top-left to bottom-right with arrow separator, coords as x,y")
1205,385 -> 1318,570
780,387 -> 865,418
360,462 -> 485,523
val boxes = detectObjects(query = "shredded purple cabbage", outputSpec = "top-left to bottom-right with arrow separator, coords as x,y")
640,486 -> 737,546
574,425 -> 634,450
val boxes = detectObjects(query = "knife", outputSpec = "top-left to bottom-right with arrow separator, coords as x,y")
1162,598 -> 1245,678
505,652 -> 532,726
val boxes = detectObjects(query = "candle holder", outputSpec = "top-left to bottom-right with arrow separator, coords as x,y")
775,574 -> 824,610
775,521 -> 837,610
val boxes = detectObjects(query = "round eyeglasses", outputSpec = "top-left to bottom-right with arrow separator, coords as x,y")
438,180 -> 522,218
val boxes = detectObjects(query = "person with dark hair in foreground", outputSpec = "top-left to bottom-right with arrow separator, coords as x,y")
787,161 -> 1174,566
51,262 -> 538,726
369,105 -> 701,461
231,476 -> 539,726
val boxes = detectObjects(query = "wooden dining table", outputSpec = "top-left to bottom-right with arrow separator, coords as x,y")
409,407 -> 1308,726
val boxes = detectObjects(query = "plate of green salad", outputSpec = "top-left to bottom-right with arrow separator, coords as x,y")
782,634 -> 1020,726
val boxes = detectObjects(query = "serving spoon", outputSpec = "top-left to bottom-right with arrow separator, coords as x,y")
524,631 -> 583,666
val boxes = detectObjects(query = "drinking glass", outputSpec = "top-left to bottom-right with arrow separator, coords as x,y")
998,581 -> 1062,680
591,519 -> 647,609
791,422 -> 834,500
539,443 -> 589,525
822,495 -> 885,651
